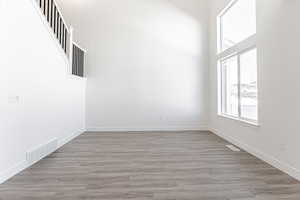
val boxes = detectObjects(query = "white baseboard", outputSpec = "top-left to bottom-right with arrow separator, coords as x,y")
209,128 -> 300,181
0,160 -> 28,185
0,130 -> 84,184
87,124 -> 209,132
58,129 -> 85,148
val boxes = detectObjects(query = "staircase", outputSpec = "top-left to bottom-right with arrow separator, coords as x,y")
34,0 -> 86,77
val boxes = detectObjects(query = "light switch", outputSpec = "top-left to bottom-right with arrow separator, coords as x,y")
8,96 -> 20,104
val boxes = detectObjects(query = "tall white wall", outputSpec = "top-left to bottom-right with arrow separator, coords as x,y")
209,0 -> 300,180
58,0 -> 210,131
0,0 -> 86,183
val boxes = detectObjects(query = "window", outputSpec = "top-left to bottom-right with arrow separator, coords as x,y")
218,0 -> 258,124
219,0 -> 256,52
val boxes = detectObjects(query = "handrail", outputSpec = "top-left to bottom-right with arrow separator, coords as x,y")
72,41 -> 87,53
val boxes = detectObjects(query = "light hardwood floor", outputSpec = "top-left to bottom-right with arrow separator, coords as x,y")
1,131 -> 300,200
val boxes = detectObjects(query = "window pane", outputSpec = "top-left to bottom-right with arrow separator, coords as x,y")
221,0 -> 256,51
240,49 -> 258,121
221,56 -> 238,117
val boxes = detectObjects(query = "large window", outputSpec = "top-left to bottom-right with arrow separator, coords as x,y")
218,0 -> 258,124
219,0 -> 256,51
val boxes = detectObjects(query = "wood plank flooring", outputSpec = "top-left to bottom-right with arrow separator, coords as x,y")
1,131 -> 300,200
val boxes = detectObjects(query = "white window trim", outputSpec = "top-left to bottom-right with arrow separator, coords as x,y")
217,0 -> 259,126
218,113 -> 260,127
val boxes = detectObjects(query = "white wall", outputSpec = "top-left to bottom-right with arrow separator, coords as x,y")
0,0 -> 86,183
57,0 -> 210,131
209,0 -> 300,180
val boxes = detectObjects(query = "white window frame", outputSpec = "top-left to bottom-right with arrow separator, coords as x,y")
217,0 -> 259,126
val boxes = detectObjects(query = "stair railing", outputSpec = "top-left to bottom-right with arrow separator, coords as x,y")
71,40 -> 87,78
34,0 -> 86,77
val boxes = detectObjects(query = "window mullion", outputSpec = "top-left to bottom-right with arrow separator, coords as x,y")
237,54 -> 241,118
220,63 -> 223,114
223,64 -> 227,114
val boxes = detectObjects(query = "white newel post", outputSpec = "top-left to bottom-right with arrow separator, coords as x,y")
69,26 -> 74,74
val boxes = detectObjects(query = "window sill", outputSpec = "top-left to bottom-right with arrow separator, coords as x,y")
217,114 -> 260,128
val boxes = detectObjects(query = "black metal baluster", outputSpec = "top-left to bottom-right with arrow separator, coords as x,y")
76,47 -> 78,75
82,51 -> 85,77
72,45 -> 74,74
62,24 -> 64,49
81,50 -> 83,76
80,51 -> 83,77
59,18 -> 62,45
74,46 -> 77,75
77,48 -> 80,76
72,45 -> 76,75
74,46 -> 76,75
62,24 -> 65,49
64,29 -> 67,53
47,0 -> 50,22
53,6 -> 56,33
39,0 -> 42,8
76,48 -> 78,75
78,49 -> 81,76
57,13 -> 60,39
43,0 -> 46,15
50,0 -> 53,27
78,50 -> 81,76
76,47 -> 79,75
